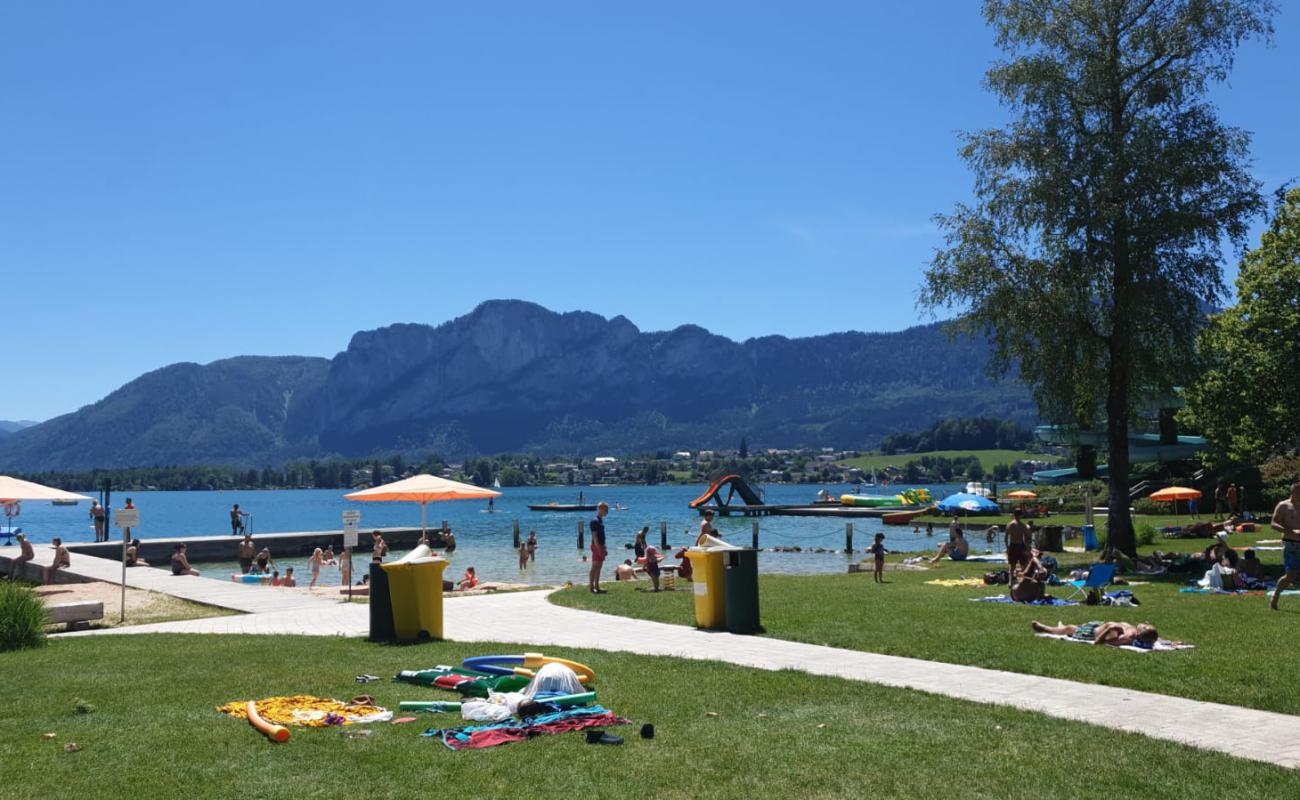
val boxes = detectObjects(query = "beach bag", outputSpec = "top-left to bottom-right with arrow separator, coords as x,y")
983,570 -> 1009,585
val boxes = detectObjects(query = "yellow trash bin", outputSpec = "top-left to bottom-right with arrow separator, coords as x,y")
382,555 -> 449,641
685,549 -> 727,629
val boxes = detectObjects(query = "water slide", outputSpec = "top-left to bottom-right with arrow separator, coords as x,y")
689,474 -> 764,509
1031,425 -> 1211,485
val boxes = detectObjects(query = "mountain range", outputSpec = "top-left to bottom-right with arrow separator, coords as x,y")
0,300 -> 1037,471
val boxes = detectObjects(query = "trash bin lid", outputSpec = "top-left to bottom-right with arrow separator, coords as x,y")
690,534 -> 742,551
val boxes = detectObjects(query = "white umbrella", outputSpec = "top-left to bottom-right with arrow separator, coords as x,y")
0,475 -> 94,504
344,473 -> 500,534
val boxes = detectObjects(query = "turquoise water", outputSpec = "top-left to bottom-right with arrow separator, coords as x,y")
6,483 -> 1009,585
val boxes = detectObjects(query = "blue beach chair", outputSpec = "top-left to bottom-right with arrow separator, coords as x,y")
1064,563 -> 1117,602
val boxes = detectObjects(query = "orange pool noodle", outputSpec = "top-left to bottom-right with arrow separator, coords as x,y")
246,700 -> 291,743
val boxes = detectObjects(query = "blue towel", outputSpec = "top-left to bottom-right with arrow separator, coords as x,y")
971,595 -> 1078,606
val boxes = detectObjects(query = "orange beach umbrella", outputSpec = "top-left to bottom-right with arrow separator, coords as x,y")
344,474 -> 500,534
1148,486 -> 1202,522
1006,490 -> 1038,499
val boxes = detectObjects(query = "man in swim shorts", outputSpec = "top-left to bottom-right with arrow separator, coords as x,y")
1031,620 -> 1158,647
1005,508 -> 1033,570
929,529 -> 969,564
7,533 -> 34,579
589,502 -> 608,594
237,533 -> 256,574
1270,482 -> 1300,611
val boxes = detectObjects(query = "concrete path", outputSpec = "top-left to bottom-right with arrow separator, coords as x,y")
58,588 -> 1300,770
1,545 -> 341,614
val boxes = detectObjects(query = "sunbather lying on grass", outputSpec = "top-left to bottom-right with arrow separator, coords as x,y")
1031,620 -> 1158,647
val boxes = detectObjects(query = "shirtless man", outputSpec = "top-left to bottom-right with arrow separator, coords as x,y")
371,531 -> 389,560
44,537 -> 71,584
697,509 -> 718,544
1269,482 -> 1300,611
237,534 -> 256,574
1005,508 -> 1033,570
1031,620 -> 1159,648
8,533 -> 34,579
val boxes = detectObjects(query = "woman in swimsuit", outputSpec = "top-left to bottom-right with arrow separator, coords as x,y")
308,548 -> 324,588
1031,620 -> 1158,647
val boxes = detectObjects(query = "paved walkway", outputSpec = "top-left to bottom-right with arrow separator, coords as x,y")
1,545 -> 341,614
58,588 -> 1300,769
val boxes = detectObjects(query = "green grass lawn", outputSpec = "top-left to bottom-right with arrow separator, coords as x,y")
553,527 -> 1300,716
4,635 -> 1298,799
838,449 -> 1057,473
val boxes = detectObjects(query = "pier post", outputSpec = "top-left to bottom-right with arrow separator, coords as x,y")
513,519 -> 521,549
752,520 -> 760,549
578,520 -> 585,550
660,521 -> 668,550
846,522 -> 853,553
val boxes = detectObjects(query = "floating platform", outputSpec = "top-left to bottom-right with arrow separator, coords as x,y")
64,526 -> 444,563
698,504 -> 930,519
527,503 -> 598,512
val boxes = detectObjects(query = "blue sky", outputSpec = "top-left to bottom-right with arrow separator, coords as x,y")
1,2 -> 1295,422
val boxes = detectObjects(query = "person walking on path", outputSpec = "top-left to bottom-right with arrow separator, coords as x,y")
1213,485 -> 1224,521
1005,509 -> 1032,569
90,500 -> 107,542
230,503 -> 249,535
1269,482 -> 1300,611
589,502 -> 609,594
7,532 -> 34,579
237,534 -> 256,574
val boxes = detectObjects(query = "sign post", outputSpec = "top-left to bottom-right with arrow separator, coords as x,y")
113,506 -> 140,623
342,510 -> 361,601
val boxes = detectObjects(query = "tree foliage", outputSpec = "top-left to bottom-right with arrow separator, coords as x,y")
1183,188 -> 1300,464
880,417 -> 1031,454
920,0 -> 1272,554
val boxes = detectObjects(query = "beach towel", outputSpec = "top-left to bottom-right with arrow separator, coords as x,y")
926,578 -> 986,587
1179,587 -> 1298,596
1035,632 -> 1193,653
972,595 -> 1078,606
423,705 -> 628,750
965,554 -> 1010,563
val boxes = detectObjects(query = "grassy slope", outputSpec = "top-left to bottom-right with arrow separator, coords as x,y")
838,449 -> 1056,472
553,528 -> 1300,716
4,635 -> 1299,799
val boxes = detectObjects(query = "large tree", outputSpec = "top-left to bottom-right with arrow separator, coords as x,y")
920,0 -> 1272,554
1183,188 -> 1300,465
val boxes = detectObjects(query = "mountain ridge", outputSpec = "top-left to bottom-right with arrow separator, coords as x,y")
0,300 -> 1036,470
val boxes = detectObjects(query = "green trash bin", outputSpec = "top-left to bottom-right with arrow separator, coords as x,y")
723,548 -> 761,634
368,561 -> 396,643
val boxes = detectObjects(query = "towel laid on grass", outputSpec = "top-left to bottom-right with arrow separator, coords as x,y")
927,578 -> 987,588
972,595 -> 1078,606
1180,587 -> 1299,596
1036,632 -> 1194,653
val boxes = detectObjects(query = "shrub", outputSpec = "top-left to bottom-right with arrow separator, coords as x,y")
0,581 -> 48,651
1135,523 -> 1159,547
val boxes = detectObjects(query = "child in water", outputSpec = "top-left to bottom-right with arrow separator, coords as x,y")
283,566 -> 297,587
519,540 -> 530,571
870,533 -> 889,583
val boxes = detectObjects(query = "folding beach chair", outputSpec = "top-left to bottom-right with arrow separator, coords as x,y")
1064,563 -> 1117,602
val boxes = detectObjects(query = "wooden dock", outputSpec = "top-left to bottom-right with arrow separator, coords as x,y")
64,526 -> 443,563
699,504 -> 929,519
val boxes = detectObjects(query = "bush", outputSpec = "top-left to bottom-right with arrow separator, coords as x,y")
1135,523 -> 1159,547
0,582 -> 48,651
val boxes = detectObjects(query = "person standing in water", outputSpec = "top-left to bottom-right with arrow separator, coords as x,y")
589,502 -> 609,594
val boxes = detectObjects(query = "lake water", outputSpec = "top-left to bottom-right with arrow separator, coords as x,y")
5,482 -> 1011,585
